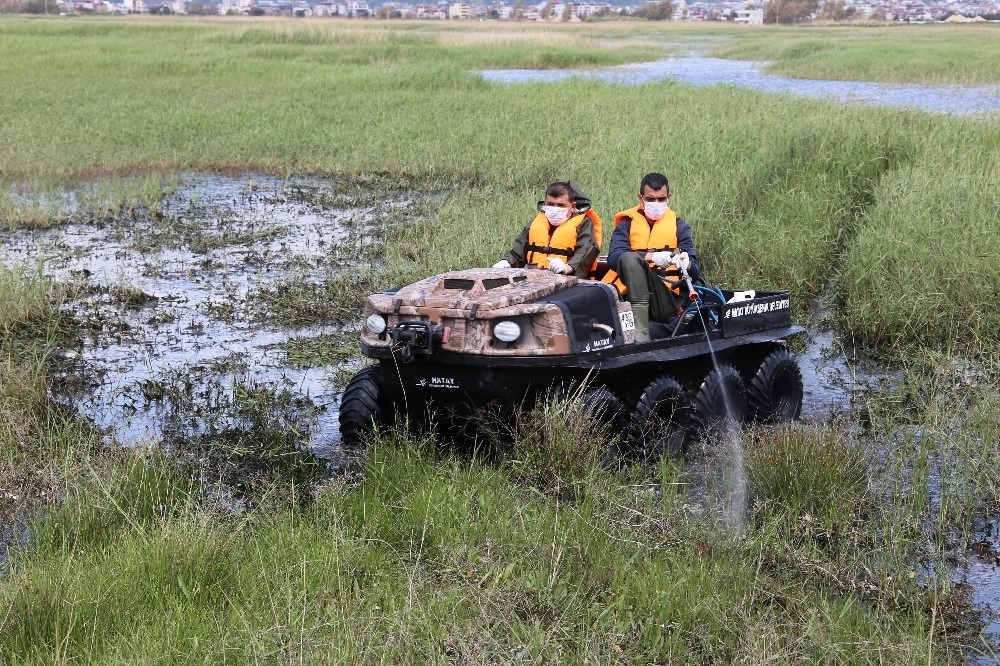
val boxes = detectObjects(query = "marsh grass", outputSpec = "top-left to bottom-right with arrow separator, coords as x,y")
0,265 -> 61,337
746,423 -> 871,530
277,330 -> 361,368
0,267 -> 102,532
712,25 -> 1000,85
0,422 -> 952,664
252,268 -> 392,326
499,386 -> 617,496
1,19 -> 998,345
862,348 -> 1000,550
1,174 -> 169,228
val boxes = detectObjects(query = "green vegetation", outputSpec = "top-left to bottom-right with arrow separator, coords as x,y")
712,24 -> 1000,84
1,18 -> 998,345
0,415 -> 962,663
1,17 -> 1000,663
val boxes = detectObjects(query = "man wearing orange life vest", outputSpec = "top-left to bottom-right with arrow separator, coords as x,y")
606,172 -> 701,342
493,181 -> 600,278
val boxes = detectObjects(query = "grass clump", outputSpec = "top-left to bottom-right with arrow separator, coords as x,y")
252,269 -> 393,326
0,264 -> 61,338
0,265 -> 94,522
498,387 -> 616,496
163,381 -> 323,508
746,423 -> 871,529
277,330 -> 361,368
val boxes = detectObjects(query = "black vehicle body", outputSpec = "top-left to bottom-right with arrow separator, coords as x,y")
341,268 -> 805,457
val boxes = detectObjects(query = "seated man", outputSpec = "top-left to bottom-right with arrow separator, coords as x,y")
606,172 -> 700,342
494,181 -> 601,278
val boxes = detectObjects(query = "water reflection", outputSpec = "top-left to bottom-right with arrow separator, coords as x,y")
481,54 -> 1000,116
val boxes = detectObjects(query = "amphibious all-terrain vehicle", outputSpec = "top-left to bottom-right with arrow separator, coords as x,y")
339,266 -> 804,457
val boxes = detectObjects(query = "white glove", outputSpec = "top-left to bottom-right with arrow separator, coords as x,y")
651,251 -> 672,269
670,251 -> 690,271
547,257 -> 572,274
493,259 -> 511,269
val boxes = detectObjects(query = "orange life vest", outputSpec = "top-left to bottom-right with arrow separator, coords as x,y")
602,205 -> 683,296
524,209 -> 602,272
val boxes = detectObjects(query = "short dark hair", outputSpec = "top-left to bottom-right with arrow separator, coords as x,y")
545,181 -> 572,199
639,172 -> 669,195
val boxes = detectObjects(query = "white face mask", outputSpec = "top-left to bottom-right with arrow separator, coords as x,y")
643,200 -> 669,221
542,205 -> 571,226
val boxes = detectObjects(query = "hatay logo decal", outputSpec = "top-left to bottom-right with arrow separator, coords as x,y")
416,376 -> 460,389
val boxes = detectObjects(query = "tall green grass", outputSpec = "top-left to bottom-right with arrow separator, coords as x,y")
1,431 -> 947,664
0,265 -> 98,525
713,24 -> 1000,84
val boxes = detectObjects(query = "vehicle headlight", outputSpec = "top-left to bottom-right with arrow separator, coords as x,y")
366,313 -> 387,335
493,320 -> 521,342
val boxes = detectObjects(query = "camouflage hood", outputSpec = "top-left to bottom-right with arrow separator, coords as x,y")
537,181 -> 593,214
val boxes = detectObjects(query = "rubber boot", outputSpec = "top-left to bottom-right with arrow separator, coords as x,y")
632,303 -> 651,343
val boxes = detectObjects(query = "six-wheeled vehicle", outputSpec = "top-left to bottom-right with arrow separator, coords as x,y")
339,266 -> 804,458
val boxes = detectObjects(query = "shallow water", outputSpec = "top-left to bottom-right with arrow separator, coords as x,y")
481,53 -> 1000,116
0,174 -> 404,464
798,325 -> 891,418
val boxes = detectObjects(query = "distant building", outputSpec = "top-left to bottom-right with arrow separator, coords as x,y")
448,1 -> 469,16
347,0 -> 370,14
734,7 -> 763,22
572,3 -> 606,17
414,3 -> 448,17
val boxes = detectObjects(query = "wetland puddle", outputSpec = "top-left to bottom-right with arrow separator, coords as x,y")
481,53 -> 1000,116
0,174 -> 418,467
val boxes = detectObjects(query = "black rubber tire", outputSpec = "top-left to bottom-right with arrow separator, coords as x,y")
691,363 -> 748,436
582,385 -> 628,460
747,347 -> 803,423
628,374 -> 691,461
339,366 -> 385,447
582,385 -> 626,428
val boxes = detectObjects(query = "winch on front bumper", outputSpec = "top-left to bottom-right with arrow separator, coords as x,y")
388,321 -> 451,362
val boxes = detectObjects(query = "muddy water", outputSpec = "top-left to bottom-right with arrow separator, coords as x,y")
964,518 -> 1000,665
0,174 -> 408,465
481,53 -> 1000,116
